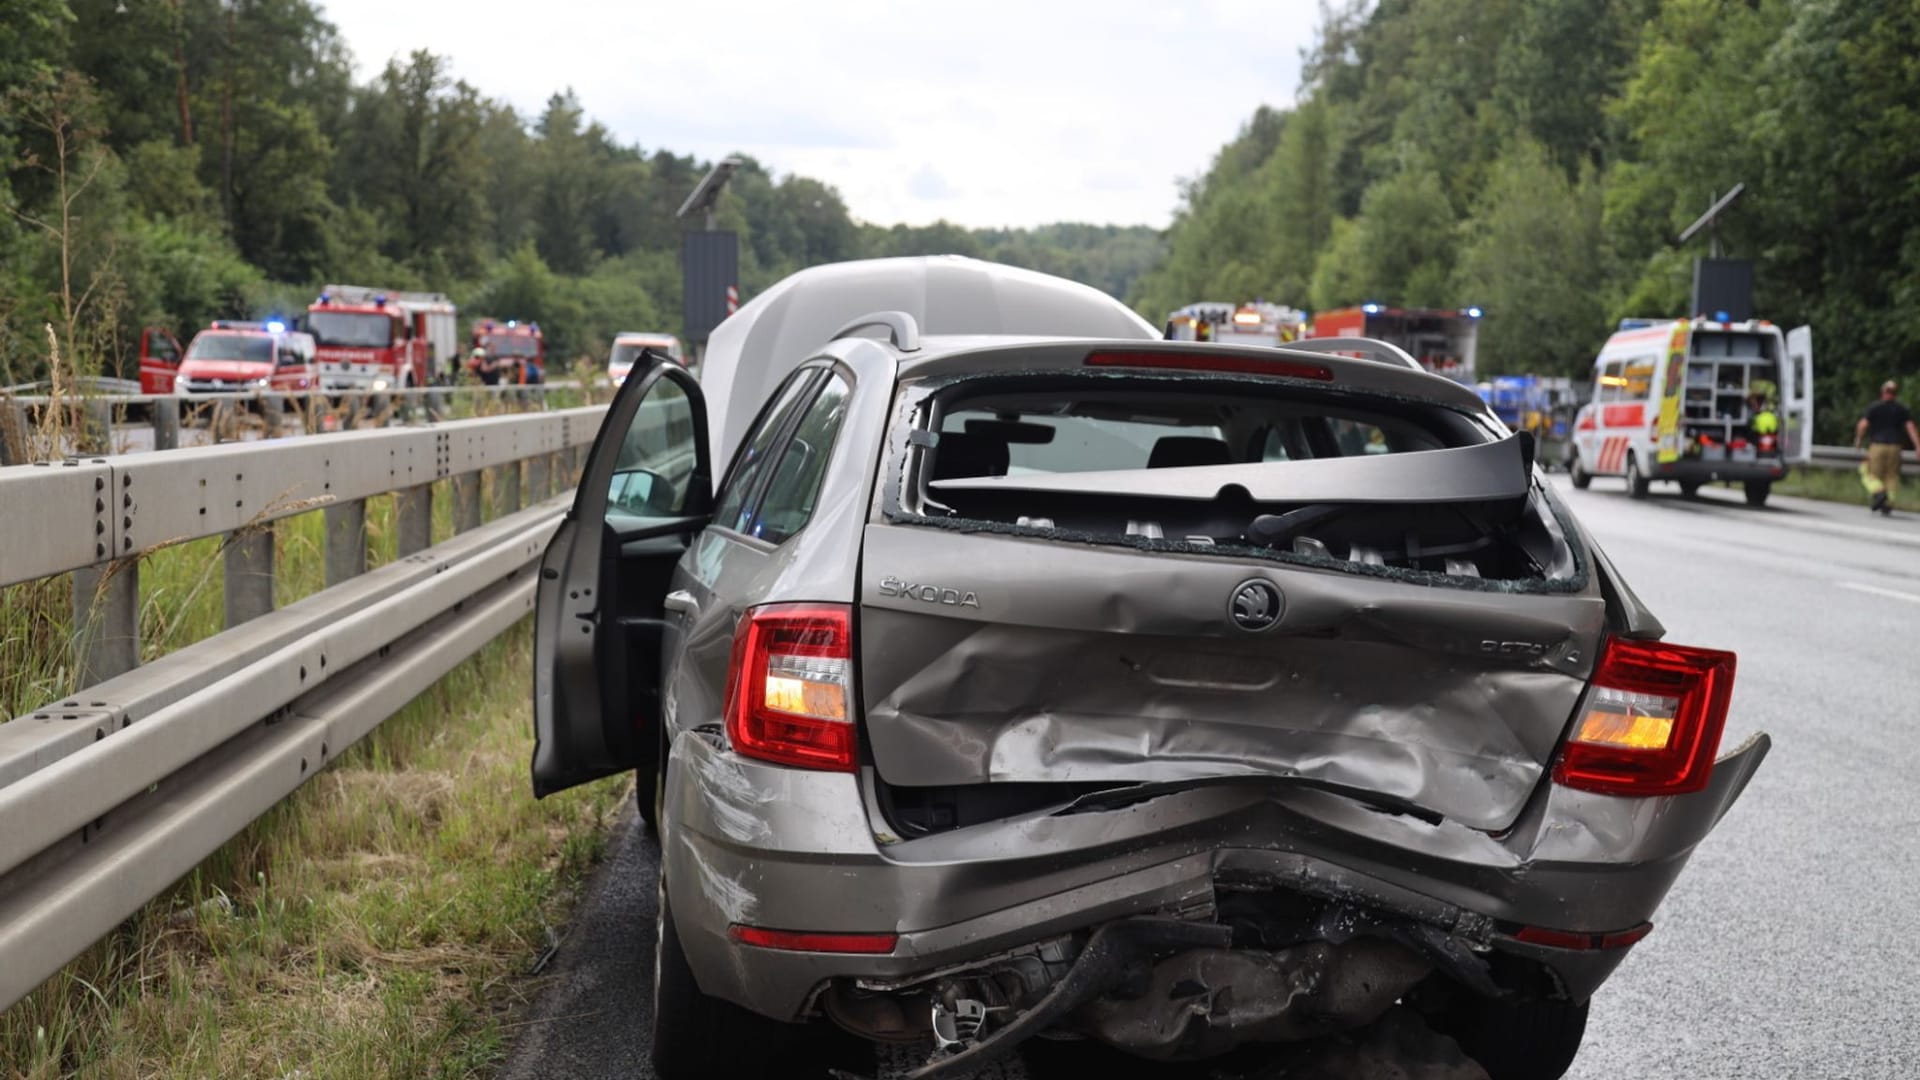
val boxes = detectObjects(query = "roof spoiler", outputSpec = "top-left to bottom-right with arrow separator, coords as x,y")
1278,337 -> 1425,373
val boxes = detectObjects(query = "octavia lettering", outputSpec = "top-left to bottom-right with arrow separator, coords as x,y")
878,576 -> 980,609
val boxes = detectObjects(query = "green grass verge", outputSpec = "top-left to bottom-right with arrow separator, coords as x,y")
0,621 -> 626,1079
1775,465 -> 1886,506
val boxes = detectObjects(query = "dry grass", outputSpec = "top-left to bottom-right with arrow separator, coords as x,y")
0,622 -> 628,1079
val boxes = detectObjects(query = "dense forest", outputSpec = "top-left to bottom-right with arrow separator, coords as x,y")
6,0 -> 1914,442
0,0 -> 1161,382
1129,0 -> 1920,440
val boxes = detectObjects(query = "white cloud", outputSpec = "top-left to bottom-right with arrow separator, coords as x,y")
317,0 -> 1321,227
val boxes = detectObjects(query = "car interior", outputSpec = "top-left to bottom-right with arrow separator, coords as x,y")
906,378 -> 1575,584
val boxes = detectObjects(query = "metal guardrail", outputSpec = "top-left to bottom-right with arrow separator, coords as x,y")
1807,443 -> 1918,473
0,382 -> 603,465
0,405 -> 611,1010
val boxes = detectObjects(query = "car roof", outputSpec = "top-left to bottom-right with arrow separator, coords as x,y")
699,256 -> 1158,467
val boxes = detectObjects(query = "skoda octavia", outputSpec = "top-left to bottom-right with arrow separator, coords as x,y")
531,257 -> 1767,1079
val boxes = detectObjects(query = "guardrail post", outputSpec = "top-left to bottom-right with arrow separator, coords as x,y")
528,454 -> 551,501
152,396 -> 180,451
497,461 -> 521,514
0,399 -> 27,465
82,400 -> 113,454
454,472 -> 482,533
324,499 -> 367,585
72,559 -> 139,683
395,484 -> 432,556
223,526 -> 274,626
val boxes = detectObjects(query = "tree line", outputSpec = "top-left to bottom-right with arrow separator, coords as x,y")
0,0 -> 1162,383
1128,0 -> 1919,441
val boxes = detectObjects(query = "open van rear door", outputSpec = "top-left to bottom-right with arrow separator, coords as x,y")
139,327 -> 182,394
532,358 -> 711,796
1784,326 -> 1813,463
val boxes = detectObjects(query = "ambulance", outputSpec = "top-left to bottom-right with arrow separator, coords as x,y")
1570,315 -> 1812,506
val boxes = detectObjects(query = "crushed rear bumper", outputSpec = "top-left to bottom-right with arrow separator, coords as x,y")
660,729 -> 1769,1023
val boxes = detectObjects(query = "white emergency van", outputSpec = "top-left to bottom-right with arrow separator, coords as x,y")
1571,316 -> 1812,506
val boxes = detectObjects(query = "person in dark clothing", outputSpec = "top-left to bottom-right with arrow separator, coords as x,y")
1855,379 -> 1920,515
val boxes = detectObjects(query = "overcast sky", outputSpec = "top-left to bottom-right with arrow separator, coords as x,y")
317,0 -> 1322,229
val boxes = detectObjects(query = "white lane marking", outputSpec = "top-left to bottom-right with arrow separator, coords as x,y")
1839,581 -> 1920,606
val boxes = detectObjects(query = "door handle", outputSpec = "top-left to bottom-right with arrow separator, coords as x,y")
663,590 -> 699,618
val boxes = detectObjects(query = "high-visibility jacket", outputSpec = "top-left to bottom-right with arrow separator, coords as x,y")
1752,409 -> 1779,435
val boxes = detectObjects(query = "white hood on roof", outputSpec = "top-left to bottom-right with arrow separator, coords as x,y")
698,255 -> 1157,469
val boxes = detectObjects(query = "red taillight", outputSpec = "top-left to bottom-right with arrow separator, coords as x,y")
728,925 -> 898,953
1085,350 -> 1333,380
724,603 -> 858,771
1553,637 -> 1735,797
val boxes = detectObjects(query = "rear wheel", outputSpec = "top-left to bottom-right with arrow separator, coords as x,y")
1446,996 -> 1588,1080
1624,454 -> 1649,499
1569,452 -> 1592,490
1744,479 -> 1771,507
650,876 -> 791,1078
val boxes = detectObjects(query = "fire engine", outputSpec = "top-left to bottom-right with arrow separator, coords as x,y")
470,320 -> 545,384
306,284 -> 457,393
1165,301 -> 1308,347
1307,304 -> 1481,384
1571,315 -> 1813,506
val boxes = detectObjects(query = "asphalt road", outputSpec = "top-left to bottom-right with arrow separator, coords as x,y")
1555,476 -> 1920,1079
501,477 -> 1920,1079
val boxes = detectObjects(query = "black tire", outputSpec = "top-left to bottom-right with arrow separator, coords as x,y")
635,756 -> 662,836
1744,479 -> 1771,507
1679,480 -> 1703,499
1569,452 -> 1592,490
1625,453 -> 1649,499
650,881 -> 792,1078
1447,996 -> 1589,1080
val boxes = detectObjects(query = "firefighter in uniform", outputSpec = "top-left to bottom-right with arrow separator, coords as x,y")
1749,393 -> 1780,442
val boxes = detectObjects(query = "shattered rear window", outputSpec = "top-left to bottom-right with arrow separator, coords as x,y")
886,371 -> 1586,592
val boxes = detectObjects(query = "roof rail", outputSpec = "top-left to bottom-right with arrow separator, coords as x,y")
1280,336 -> 1424,373
832,310 -> 921,353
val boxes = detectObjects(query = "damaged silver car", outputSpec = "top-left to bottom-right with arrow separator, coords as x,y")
531,257 -> 1768,1079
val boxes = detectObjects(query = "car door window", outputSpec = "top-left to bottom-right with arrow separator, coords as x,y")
607,377 -> 700,520
714,369 -> 821,533
749,374 -> 850,544
1596,362 -> 1625,403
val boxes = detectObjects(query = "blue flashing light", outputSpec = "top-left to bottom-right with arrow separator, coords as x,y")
1713,310 -> 1731,322
1465,306 -> 1484,319
374,294 -> 388,307
507,319 -> 518,328
317,293 -> 331,305
529,322 -> 539,332
265,319 -> 287,334
1361,302 -> 1384,315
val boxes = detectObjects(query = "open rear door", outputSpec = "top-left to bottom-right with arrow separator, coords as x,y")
1784,325 -> 1813,463
139,327 -> 181,394
533,357 -> 711,796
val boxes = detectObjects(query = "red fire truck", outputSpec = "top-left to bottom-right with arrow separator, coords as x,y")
1307,304 -> 1481,384
306,284 -> 457,393
469,320 -> 546,384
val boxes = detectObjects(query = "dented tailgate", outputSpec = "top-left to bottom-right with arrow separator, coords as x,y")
858,524 -> 1607,832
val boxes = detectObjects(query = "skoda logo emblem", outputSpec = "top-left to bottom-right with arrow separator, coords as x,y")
1229,579 -> 1283,632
